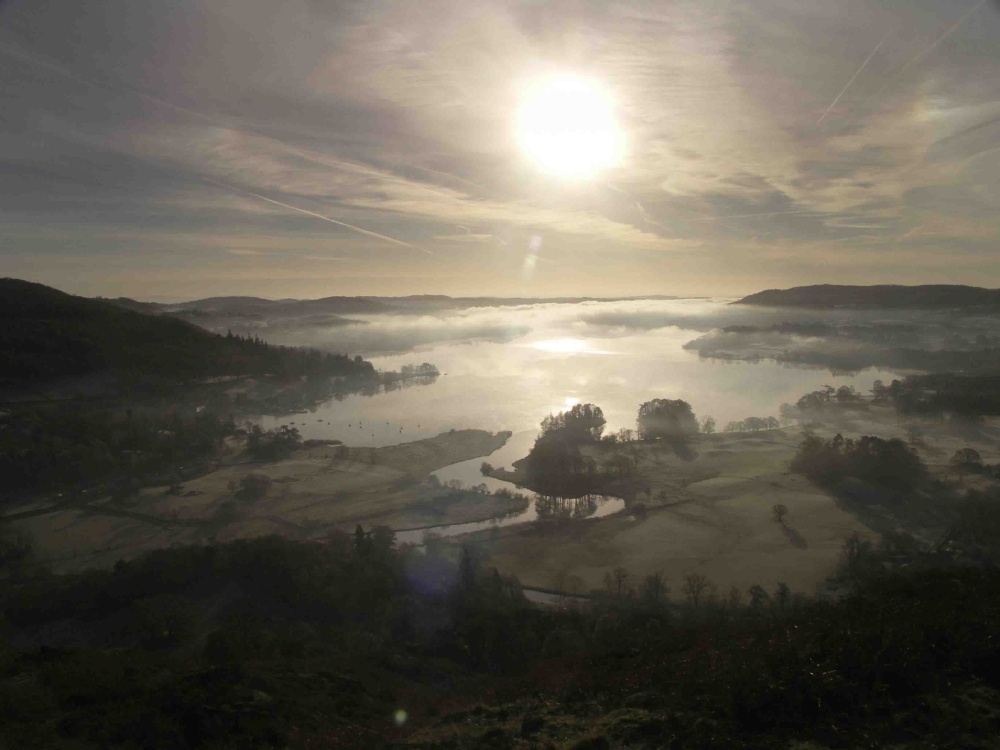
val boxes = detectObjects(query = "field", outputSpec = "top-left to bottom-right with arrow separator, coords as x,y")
476,416 -> 1000,598
476,430 -> 869,596
9,407 -> 997,593
8,429 -> 514,574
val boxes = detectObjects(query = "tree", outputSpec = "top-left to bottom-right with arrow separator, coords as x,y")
951,448 -> 983,470
682,572 -> 714,607
772,503 -> 789,525
774,582 -> 792,609
457,544 -> 479,593
640,570 -> 669,604
246,424 -> 302,461
836,385 -> 858,403
747,584 -> 770,608
540,403 -> 606,443
779,403 -> 799,424
701,417 -> 716,434
764,417 -> 780,430
605,567 -> 631,599
842,532 -> 875,580
526,436 -> 587,493
237,473 -> 272,501
791,433 -> 929,493
637,399 -> 699,443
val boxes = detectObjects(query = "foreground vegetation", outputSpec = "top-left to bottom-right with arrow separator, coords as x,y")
1,531 -> 999,749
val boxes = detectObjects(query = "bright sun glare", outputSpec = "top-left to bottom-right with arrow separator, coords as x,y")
532,338 -> 609,354
517,75 -> 624,179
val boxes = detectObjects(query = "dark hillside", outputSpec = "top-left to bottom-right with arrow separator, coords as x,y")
0,278 -> 374,389
736,284 -> 1000,310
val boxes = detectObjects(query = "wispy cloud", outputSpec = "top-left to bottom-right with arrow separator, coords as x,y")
0,0 -> 998,297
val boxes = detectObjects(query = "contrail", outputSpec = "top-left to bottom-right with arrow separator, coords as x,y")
867,1 -> 987,104
817,28 -> 892,125
689,208 -> 822,222
0,41 -> 219,126
201,178 -> 436,255
892,0 -> 987,80
0,40 -> 450,257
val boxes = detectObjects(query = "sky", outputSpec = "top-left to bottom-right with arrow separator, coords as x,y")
1,0 -> 999,300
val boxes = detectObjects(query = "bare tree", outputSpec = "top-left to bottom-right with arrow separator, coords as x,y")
682,572 -> 714,607
610,567 -> 631,599
640,570 -> 669,604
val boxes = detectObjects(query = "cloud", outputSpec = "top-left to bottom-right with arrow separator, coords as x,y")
0,0 -> 998,296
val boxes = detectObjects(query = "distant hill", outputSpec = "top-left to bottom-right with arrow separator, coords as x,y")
0,279 -> 373,390
735,284 -> 1000,310
103,295 -> 392,318
104,293 -> 681,318
363,294 -> 682,311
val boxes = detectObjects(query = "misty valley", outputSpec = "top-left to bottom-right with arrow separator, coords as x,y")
5,0 -> 1000,744
4,281 -> 1000,748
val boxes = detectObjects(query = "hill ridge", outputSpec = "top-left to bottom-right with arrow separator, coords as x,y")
735,284 -> 1000,310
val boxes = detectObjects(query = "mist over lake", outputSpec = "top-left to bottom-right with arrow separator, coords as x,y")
256,298 -> 900,447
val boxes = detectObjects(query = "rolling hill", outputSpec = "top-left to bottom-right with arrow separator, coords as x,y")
0,278 -> 373,390
735,284 -> 1000,310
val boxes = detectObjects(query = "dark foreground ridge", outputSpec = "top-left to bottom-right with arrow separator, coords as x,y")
1,534 -> 999,749
735,284 -> 1000,310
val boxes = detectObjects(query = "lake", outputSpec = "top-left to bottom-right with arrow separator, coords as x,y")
256,298 -> 899,453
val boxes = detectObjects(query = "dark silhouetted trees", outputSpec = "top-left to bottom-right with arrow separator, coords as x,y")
636,399 -> 699,442
791,433 -> 929,495
540,403 -> 606,443
246,424 -> 302,461
951,448 -> 984,470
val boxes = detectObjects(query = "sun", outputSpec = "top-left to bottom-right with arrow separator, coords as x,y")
516,74 -> 624,179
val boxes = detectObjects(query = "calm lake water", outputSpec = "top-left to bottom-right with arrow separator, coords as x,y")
257,298 -> 898,452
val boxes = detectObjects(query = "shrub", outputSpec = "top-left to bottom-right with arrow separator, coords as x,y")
237,473 -> 272,501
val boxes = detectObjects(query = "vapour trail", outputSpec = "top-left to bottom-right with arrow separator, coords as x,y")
0,41 -> 219,126
0,40 -> 464,245
891,0 -> 986,80
867,1 -> 987,105
201,178 -> 436,256
689,208 -> 822,222
817,28 -> 892,125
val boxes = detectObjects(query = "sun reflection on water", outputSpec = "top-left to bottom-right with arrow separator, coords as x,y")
531,338 -> 610,354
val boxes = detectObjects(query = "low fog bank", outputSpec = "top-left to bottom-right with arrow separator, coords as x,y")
192,298 -> 1000,374
202,299 -> 704,356
682,312 -> 1000,374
